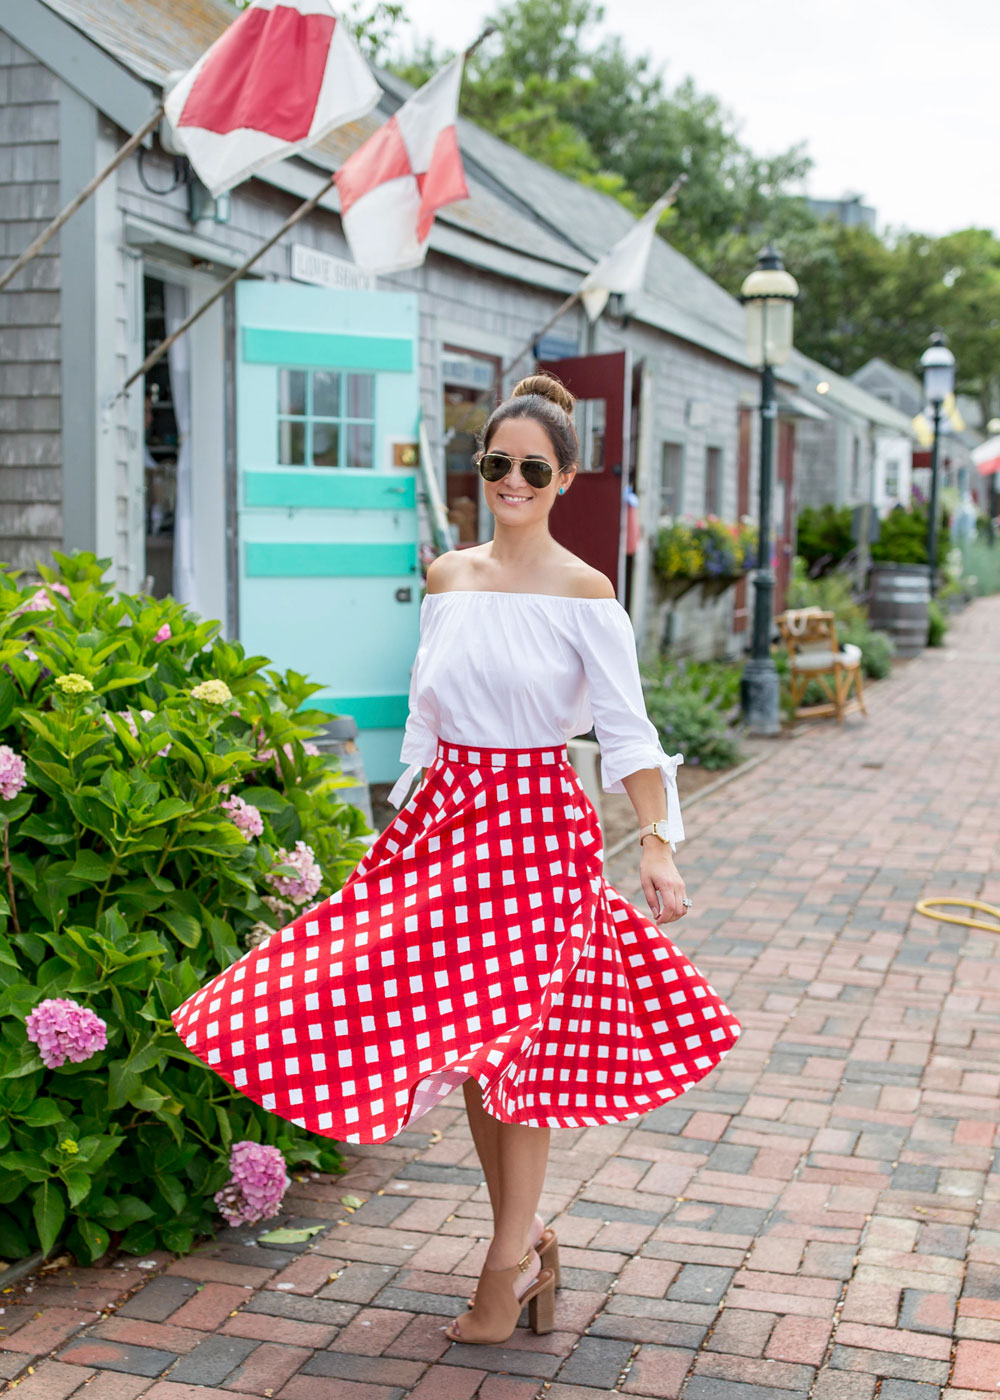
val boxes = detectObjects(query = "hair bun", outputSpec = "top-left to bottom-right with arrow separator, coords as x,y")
512,373 -> 575,417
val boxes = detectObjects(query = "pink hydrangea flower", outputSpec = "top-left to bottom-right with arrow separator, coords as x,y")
26,997 -> 107,1069
214,1141 -> 288,1227
154,623 -> 172,643
222,794 -> 264,842
0,745 -> 27,801
21,582 -> 70,613
255,735 -> 321,766
267,841 -> 322,906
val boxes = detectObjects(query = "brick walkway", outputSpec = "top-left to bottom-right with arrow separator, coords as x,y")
4,596 -> 1000,1400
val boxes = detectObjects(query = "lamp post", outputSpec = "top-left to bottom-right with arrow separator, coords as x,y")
739,245 -> 799,735
920,332 -> 956,596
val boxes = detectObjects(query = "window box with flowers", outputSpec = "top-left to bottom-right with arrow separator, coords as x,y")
654,516 -> 758,600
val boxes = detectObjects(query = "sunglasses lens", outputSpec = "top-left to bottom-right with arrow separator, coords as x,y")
479,453 -> 513,481
521,459 -> 554,488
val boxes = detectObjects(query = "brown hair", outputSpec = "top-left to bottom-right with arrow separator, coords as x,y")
480,373 -> 579,471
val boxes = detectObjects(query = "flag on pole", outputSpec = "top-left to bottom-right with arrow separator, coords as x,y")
164,0 -> 380,198
335,56 -> 468,275
579,191 -> 674,322
973,435 -> 1000,477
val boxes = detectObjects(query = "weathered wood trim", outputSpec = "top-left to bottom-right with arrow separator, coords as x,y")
0,0 -> 155,135
57,78 -> 96,554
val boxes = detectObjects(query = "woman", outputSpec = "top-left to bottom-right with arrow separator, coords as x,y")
172,374 -> 741,1347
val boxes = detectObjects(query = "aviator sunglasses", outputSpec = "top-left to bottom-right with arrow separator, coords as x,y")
476,450 -> 563,490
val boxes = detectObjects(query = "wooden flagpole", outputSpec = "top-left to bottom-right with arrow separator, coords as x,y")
112,24 -> 498,406
0,105 -> 164,294
111,167 -> 338,405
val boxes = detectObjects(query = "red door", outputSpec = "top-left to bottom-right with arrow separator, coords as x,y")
733,406 -> 752,634
536,350 -> 629,593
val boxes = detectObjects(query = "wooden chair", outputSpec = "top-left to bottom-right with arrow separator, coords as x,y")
777,607 -> 867,723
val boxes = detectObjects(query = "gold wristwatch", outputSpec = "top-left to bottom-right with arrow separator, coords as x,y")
638,820 -> 671,848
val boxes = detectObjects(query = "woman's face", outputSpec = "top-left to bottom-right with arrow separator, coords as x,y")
480,417 -> 576,527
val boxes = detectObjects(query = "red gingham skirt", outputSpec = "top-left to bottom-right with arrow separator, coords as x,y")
172,739 -> 741,1144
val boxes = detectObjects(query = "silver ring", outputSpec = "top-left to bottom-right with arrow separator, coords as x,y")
681,897 -> 693,908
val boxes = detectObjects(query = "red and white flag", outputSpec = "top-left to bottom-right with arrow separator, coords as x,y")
164,0 -> 380,198
335,56 -> 469,274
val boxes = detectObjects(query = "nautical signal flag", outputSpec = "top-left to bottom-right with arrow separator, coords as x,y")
580,190 -> 675,322
164,0 -> 380,198
335,56 -> 469,275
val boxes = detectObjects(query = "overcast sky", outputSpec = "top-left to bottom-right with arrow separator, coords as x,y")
394,0 -> 997,238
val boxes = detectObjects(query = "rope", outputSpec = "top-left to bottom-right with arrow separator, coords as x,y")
914,897 -> 1000,934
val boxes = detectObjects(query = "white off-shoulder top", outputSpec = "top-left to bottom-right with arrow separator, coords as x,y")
388,591 -> 684,847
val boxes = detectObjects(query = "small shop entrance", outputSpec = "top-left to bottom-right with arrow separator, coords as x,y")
441,347 -> 499,546
142,276 -> 179,598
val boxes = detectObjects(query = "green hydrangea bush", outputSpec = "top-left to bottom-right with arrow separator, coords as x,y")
0,553 -> 371,1264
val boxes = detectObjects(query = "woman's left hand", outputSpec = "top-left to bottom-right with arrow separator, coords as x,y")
639,842 -> 688,924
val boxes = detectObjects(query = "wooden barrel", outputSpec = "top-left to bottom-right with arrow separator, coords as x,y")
868,563 -> 930,657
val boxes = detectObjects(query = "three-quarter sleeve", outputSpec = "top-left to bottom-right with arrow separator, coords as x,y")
388,628 -> 439,810
574,603 -> 685,848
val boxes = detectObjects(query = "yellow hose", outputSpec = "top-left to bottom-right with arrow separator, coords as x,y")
914,897 -> 1000,933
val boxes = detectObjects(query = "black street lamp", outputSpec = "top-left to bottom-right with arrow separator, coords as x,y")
739,246 -> 799,735
920,332 -> 956,596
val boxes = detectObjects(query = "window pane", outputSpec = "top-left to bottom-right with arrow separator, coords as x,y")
347,423 -> 374,470
346,373 -> 374,420
279,369 -> 306,417
278,419 -> 306,465
705,446 -> 721,515
313,370 -> 340,419
312,422 -> 339,467
661,443 -> 683,517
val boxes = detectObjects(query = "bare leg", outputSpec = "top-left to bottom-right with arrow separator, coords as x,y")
485,1115 -> 550,1270
449,1082 -> 553,1341
463,1078 -> 501,1220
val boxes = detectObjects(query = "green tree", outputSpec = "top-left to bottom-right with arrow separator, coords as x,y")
392,0 -> 812,246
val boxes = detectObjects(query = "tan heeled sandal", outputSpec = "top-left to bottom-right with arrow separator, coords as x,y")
447,1248 -> 555,1344
469,1219 -> 560,1303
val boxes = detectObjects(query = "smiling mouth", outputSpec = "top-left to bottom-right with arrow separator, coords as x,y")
498,492 -> 532,503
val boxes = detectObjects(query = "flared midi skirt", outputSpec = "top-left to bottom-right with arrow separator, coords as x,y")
172,739 -> 742,1144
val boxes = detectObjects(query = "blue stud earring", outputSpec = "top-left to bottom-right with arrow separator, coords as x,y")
558,487 -> 565,495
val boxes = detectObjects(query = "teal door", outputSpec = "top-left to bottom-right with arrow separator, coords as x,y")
236,281 -> 420,783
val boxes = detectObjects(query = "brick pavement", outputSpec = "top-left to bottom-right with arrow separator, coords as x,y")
3,596 -> 1000,1400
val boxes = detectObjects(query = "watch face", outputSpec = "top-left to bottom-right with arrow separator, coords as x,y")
655,821 -> 670,840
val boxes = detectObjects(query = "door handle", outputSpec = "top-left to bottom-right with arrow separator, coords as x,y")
395,587 -> 412,603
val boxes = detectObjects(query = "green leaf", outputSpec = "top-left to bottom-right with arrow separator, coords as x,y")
161,1223 -> 195,1254
95,1193 -> 154,1229
70,849 -> 113,882
33,1179 -> 66,1253
119,1220 -> 158,1255
62,1168 -> 93,1210
256,1224 -> 325,1244
0,674 -> 16,730
16,1099 -> 65,1127
154,1172 -> 187,1215
214,1105 -> 232,1152
340,1194 -> 365,1209
0,932 -> 18,969
93,661 -> 155,695
0,1151 -> 50,1183
159,910 -> 202,949
68,1216 -> 109,1265
0,1208 -> 30,1258
98,767 -> 131,814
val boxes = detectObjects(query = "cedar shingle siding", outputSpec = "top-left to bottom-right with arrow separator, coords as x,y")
0,32 -> 62,573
